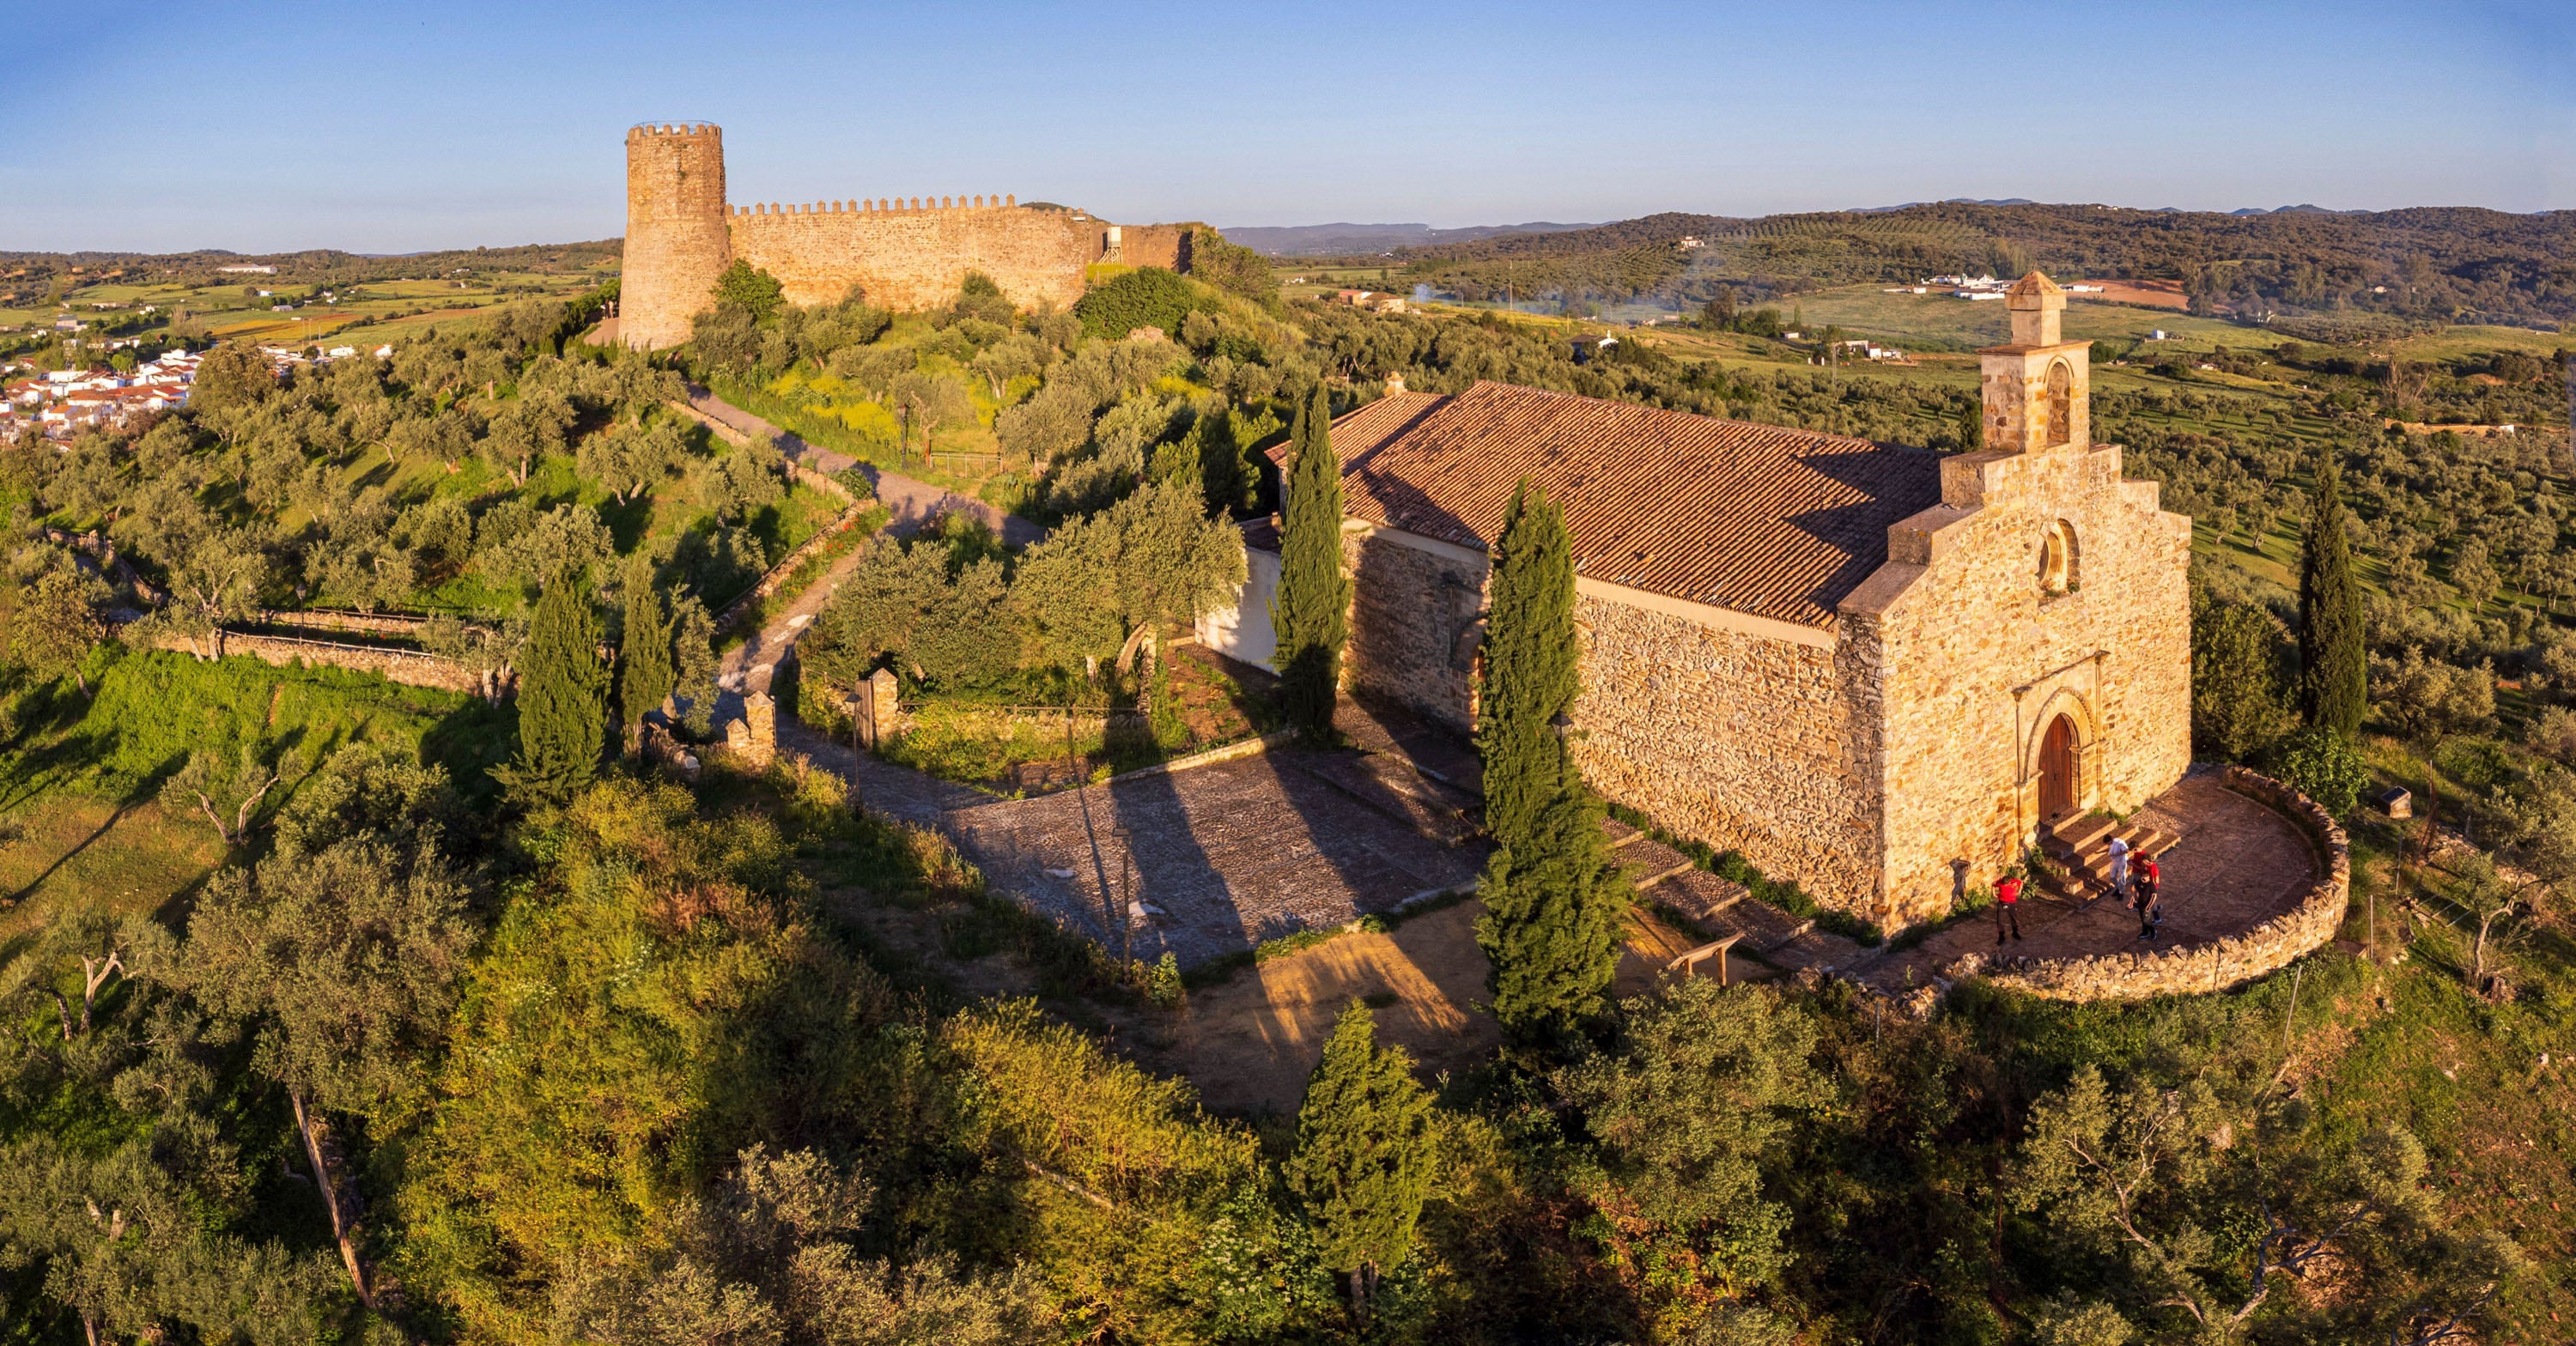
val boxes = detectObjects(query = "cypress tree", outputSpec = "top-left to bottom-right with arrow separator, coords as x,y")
1473,484 -> 1626,1046
1272,384 -> 1348,737
501,574 -> 608,808
1478,484 -> 1579,848
618,569 -> 675,748
1195,402 -> 1247,517
1287,1001 -> 1436,1327
2297,452 -> 2366,737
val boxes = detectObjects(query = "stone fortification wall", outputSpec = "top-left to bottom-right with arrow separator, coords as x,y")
1960,767 -> 2348,1000
620,125 -> 1211,347
728,197 -> 1103,312
1119,224 -> 1194,271
1842,440 -> 2194,925
623,124 -> 732,350
1571,593 -> 1882,916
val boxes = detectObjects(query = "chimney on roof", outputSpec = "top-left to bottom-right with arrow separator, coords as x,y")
1385,372 -> 1406,396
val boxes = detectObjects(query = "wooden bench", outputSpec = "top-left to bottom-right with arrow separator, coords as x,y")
1666,932 -> 1745,985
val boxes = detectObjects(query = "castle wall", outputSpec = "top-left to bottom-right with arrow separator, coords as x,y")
1120,224 -> 1194,272
1842,440 -> 2194,925
728,200 -> 1105,312
620,126 -> 1218,346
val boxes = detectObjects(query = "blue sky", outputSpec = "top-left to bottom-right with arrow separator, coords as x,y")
2,1 -> 2568,253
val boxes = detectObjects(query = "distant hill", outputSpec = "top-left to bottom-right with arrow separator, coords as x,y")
0,239 -> 621,293
1215,221 -> 1596,257
1376,203 -> 2576,327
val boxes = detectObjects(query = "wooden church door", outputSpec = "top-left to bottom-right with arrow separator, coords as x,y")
2038,714 -> 2079,821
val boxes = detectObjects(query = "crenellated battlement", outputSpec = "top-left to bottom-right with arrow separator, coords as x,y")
629,121 -> 722,140
728,193 -> 1033,218
620,124 -> 1198,348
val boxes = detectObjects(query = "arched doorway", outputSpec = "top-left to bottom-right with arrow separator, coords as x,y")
2038,713 -> 2080,821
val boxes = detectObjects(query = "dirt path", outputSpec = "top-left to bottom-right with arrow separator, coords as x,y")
721,542 -> 872,690
684,385 -> 1043,546
692,385 -> 1051,694
1138,900 -> 1499,1115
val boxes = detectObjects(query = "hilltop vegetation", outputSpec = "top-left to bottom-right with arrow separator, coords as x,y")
0,247 -> 2571,1343
1380,202 -> 2576,328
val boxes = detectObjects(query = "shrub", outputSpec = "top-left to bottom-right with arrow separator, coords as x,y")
1073,268 -> 1208,341
2267,725 -> 2370,817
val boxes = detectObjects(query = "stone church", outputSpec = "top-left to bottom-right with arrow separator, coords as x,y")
1199,272 -> 2192,925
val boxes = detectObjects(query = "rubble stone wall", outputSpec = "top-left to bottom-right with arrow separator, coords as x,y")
730,202 -> 1104,313
1571,596 -> 1884,915
1341,524 -> 1485,730
145,632 -> 485,695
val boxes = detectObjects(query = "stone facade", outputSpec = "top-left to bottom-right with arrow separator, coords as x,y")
1571,593 -> 1882,909
1844,438 -> 2193,922
1958,767 -> 2348,999
1225,271 -> 2196,929
619,124 -> 1205,349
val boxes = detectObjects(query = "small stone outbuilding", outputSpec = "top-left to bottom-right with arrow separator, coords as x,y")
1200,272 -> 2192,925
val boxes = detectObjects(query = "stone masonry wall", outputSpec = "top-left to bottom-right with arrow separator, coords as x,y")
1846,439 -> 2194,925
1573,597 -> 1882,913
1121,224 -> 1194,271
730,203 -> 1103,312
1959,767 -> 2348,1000
1340,522 -> 1885,912
1342,526 -> 1485,728
623,124 -> 732,350
144,631 -> 486,695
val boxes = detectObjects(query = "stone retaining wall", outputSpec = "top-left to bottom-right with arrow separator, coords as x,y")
713,506 -> 871,635
1959,766 -> 2348,1000
144,631 -> 487,695
251,609 -> 439,637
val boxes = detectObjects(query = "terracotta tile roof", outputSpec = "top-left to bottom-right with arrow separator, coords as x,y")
1327,380 -> 1941,630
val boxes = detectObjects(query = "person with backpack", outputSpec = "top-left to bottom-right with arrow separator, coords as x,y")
2135,853 -> 2163,941
1994,869 -> 2025,945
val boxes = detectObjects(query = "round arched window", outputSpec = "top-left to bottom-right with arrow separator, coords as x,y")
2038,519 -> 2080,595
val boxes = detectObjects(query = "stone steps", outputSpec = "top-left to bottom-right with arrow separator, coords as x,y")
1602,827 -> 1828,957
2042,812 -> 2182,903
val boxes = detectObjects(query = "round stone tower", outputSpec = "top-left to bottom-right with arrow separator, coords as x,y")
622,123 -> 731,350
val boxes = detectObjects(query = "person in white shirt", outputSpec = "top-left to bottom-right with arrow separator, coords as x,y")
2108,834 -> 2132,907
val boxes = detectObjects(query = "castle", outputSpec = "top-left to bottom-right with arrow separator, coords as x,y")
1200,273 -> 2193,925
619,123 -> 1200,349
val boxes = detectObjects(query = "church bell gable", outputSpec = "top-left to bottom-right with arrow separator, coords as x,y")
1977,271 -> 2090,458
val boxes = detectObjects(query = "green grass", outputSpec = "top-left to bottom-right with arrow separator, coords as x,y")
0,796 -> 225,947
0,649 -> 513,961
0,647 -> 512,814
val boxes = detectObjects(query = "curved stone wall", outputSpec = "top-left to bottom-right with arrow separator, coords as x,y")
1956,767 -> 2349,1000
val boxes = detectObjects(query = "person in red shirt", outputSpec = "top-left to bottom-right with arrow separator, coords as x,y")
2135,855 -> 2163,941
1994,870 -> 2025,944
